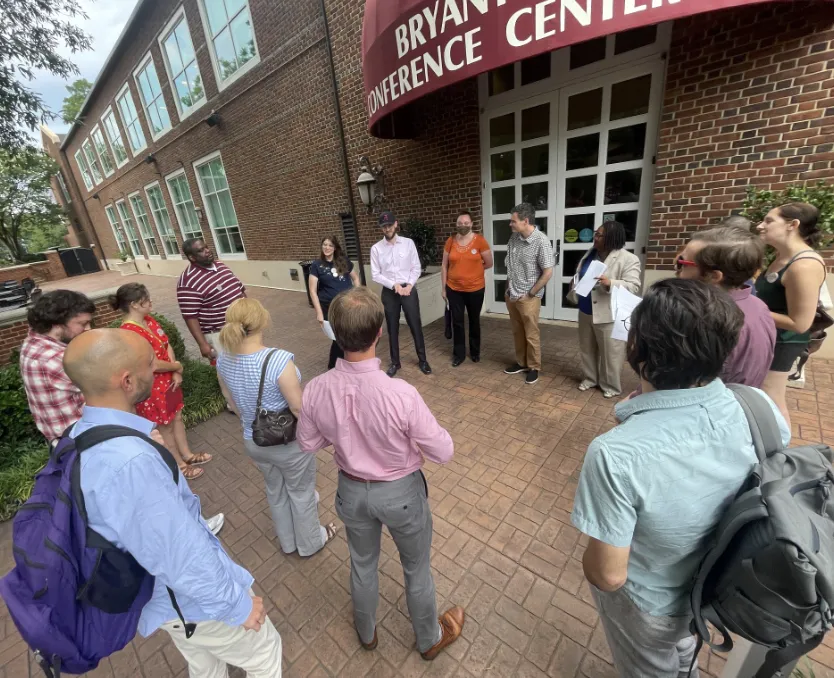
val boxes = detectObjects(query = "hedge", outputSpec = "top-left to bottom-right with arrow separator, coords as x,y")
0,313 -> 226,521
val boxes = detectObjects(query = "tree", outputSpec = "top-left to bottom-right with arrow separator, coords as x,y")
21,215 -> 67,253
0,148 -> 64,263
60,78 -> 92,125
0,0 -> 92,150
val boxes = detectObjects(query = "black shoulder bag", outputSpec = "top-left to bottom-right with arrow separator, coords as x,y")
251,350 -> 298,447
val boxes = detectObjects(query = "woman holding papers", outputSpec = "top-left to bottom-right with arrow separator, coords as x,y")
309,236 -> 361,368
568,221 -> 642,398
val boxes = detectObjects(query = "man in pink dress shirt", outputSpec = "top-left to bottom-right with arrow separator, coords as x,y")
297,287 -> 464,660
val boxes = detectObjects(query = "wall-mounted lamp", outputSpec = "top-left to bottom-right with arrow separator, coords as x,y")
205,111 -> 222,127
357,156 -> 385,213
92,193 -> 100,201
145,153 -> 156,165
194,206 -> 204,221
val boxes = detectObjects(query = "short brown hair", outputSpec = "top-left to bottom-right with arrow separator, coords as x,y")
329,287 -> 384,352
691,226 -> 765,289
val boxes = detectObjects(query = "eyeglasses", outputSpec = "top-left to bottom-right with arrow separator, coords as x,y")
675,256 -> 698,272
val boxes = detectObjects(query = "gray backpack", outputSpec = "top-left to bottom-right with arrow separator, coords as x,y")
690,385 -> 834,677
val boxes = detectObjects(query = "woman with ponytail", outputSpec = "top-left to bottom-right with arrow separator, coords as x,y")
216,298 -> 336,556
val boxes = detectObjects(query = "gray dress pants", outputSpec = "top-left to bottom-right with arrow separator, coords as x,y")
335,471 -> 442,653
243,438 -> 325,557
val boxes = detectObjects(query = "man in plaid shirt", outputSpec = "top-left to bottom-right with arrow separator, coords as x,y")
20,291 -> 95,442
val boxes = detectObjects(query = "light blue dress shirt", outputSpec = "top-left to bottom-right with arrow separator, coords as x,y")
571,379 -> 790,617
73,406 -> 254,637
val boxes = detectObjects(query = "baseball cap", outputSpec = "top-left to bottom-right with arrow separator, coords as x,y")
378,211 -> 397,227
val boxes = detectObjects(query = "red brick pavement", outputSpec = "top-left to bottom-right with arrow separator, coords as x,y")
1,273 -> 832,678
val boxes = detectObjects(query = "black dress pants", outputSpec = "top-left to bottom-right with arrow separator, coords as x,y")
321,302 -> 344,369
381,286 -> 427,366
446,286 -> 485,361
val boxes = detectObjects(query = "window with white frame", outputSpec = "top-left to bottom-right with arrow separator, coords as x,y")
129,193 -> 160,256
194,154 -> 245,255
200,0 -> 259,87
134,56 -> 171,140
145,183 -> 180,256
102,108 -> 129,166
160,11 -> 205,118
116,84 -> 147,153
81,139 -> 103,184
73,151 -> 94,190
56,172 -> 71,204
105,204 -> 129,254
115,200 -> 143,257
90,125 -> 115,177
166,171 -> 203,240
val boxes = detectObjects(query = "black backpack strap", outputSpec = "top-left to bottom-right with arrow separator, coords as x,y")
753,635 -> 826,678
256,349 -> 280,412
727,385 -> 784,461
167,588 -> 197,639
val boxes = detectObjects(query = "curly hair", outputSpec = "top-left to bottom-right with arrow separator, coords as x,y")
27,290 -> 96,334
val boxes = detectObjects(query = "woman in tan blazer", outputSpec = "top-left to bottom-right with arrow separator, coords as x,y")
568,221 -> 642,397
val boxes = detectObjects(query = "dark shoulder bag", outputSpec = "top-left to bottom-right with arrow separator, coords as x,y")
252,350 -> 298,447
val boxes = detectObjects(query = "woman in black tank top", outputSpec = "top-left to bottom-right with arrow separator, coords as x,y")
755,202 -> 826,427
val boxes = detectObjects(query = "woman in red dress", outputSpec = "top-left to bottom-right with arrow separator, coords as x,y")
111,283 -> 212,480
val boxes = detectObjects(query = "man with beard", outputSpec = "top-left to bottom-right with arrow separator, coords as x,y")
20,290 -> 95,442
370,211 -> 432,377
64,329 -> 280,676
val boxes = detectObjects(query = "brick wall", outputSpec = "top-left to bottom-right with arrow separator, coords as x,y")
0,252 -> 67,286
648,1 -> 834,270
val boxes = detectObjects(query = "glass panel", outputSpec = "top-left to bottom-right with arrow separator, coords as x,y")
566,133 -> 599,171
230,8 -> 255,65
611,74 -> 652,121
563,282 -> 577,308
492,186 -> 515,215
489,113 -> 514,148
563,249 -> 587,275
521,103 -> 549,141
535,216 -> 548,233
138,71 -> 153,103
148,106 -> 163,134
176,73 -> 193,108
604,169 -> 642,204
522,182 -> 548,211
488,64 -> 514,96
225,0 -> 247,19
564,214 -> 597,241
521,53 -> 551,86
230,230 -> 245,253
607,123 -> 647,164
565,175 -> 597,208
216,230 -> 232,254
215,28 -> 238,79
164,32 -> 184,75
570,37 -> 606,70
603,210 -> 638,241
493,251 -> 507,274
204,0 -> 229,35
614,25 -> 657,55
186,64 -> 204,103
491,151 -> 514,182
175,21 -> 196,64
218,191 -> 237,227
567,89 -> 602,130
207,194 -> 226,227
494,279 -> 507,303
521,144 -> 548,178
493,220 -> 512,246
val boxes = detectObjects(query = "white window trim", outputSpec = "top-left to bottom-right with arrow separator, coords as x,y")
145,179 -> 183,259
81,138 -> 103,185
73,150 -> 93,191
102,105 -> 130,167
158,7 -> 206,122
104,204 -> 128,255
89,124 -> 115,178
115,198 -> 144,258
115,83 -> 148,155
133,53 -> 173,142
196,0 -> 260,93
192,150 -> 247,260
57,172 -> 71,204
164,167 -> 204,242
128,190 -> 162,259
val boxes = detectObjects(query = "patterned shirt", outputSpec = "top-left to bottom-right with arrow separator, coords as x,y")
177,262 -> 245,335
19,330 -> 84,441
506,228 -> 556,300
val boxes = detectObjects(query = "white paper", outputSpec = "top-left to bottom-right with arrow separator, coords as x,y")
574,260 -> 607,298
610,286 -> 642,342
322,321 -> 336,341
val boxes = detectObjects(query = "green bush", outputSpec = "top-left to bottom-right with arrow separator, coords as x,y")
0,364 -> 39,444
0,439 -> 49,522
181,359 -> 227,428
400,218 -> 438,272
742,181 -> 834,250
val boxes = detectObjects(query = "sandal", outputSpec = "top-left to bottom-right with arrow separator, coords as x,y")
324,522 -> 338,544
179,464 -> 204,480
183,452 -> 213,466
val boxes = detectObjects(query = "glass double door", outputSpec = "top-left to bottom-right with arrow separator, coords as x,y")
483,61 -> 663,320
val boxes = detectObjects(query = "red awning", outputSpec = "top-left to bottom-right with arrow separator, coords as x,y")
362,0 -> 787,138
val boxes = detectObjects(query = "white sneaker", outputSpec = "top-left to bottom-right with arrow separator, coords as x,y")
206,513 -> 225,535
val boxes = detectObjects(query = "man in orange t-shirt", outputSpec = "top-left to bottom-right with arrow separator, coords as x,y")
441,210 -> 494,366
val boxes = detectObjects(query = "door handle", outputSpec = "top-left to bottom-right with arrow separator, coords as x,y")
555,240 -> 561,265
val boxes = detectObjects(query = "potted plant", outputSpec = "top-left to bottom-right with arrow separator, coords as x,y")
400,218 -> 438,274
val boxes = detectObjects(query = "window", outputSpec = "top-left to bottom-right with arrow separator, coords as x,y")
166,170 -> 203,240
90,125 -> 115,177
194,153 -> 245,256
105,204 -> 128,254
200,0 -> 259,88
56,172 -> 71,204
81,139 -> 103,185
145,183 -> 180,256
115,200 -> 142,256
134,56 -> 171,140
73,151 -> 94,191
129,193 -> 160,256
116,84 -> 147,153
160,10 -> 205,119
102,108 -> 129,166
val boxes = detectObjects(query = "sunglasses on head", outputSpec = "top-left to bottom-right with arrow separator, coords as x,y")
675,256 -> 698,272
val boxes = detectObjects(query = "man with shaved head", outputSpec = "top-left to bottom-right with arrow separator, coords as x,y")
65,329 -> 283,677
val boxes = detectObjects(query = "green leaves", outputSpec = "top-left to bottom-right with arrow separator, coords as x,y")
60,78 -> 92,125
401,218 -> 438,272
742,181 -> 834,250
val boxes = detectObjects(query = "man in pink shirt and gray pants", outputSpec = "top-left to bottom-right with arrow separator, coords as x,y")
298,287 -> 464,660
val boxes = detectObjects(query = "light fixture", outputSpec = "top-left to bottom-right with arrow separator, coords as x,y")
145,153 -> 156,164
194,206 -> 203,221
205,111 -> 222,127
356,155 -> 384,213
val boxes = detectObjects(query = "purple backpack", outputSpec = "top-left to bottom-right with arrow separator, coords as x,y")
0,425 -> 194,678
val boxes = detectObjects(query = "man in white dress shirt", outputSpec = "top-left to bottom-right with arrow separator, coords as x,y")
370,211 -> 432,377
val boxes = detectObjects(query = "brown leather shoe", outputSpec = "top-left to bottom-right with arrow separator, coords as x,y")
420,606 -> 465,660
357,628 -> 377,651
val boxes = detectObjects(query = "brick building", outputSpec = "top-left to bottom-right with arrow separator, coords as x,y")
45,0 -> 834,343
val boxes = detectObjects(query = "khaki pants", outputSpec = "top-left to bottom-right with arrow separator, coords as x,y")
577,312 -> 625,395
162,614 -> 282,678
506,295 -> 542,371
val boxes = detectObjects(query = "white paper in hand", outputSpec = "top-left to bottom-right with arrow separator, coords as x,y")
610,286 -> 642,342
322,321 -> 336,341
574,260 -> 607,298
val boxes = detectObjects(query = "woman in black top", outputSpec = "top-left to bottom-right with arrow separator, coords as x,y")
309,235 -> 360,368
